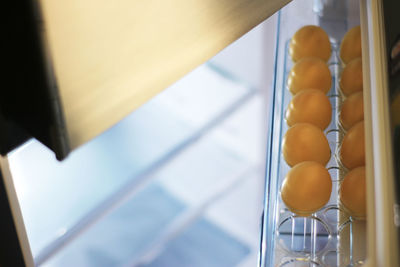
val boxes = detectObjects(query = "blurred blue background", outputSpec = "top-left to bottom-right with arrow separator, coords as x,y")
8,15 -> 277,267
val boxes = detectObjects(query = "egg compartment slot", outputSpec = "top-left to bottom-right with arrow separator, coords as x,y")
277,215 -> 331,256
278,257 -> 322,267
269,35 -> 366,267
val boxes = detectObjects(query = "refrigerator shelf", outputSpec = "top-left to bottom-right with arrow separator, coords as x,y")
7,59 -> 264,266
261,1 -> 366,266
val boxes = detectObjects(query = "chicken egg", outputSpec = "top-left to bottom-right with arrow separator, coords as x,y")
340,26 -> 362,64
281,161 -> 332,216
287,58 -> 332,95
282,123 -> 331,167
340,91 -> 364,131
340,166 -> 366,219
286,89 -> 332,130
340,121 -> 365,170
289,25 -> 331,62
340,57 -> 363,96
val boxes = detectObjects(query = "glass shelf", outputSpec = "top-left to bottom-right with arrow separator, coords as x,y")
8,55 -> 266,266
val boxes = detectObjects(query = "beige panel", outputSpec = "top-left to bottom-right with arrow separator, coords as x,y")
361,0 -> 400,266
0,157 -> 34,267
38,0 -> 290,148
360,1 -> 376,266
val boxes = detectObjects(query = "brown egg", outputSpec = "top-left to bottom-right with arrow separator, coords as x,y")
286,89 -> 332,130
340,166 -> 366,219
340,26 -> 362,64
287,58 -> 332,95
340,121 -> 365,170
340,92 -> 364,130
340,57 -> 363,96
282,123 -> 331,167
289,25 -> 331,62
281,161 -> 332,216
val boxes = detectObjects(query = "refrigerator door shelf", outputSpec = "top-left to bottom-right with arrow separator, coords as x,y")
260,0 -> 368,266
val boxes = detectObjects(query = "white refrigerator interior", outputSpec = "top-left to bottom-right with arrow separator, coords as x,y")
5,17 -> 277,267
2,0 -> 400,266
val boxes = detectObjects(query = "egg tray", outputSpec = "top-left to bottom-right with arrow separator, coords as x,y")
270,39 -> 366,267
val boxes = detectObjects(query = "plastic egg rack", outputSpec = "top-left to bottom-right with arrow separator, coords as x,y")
265,38 -> 367,267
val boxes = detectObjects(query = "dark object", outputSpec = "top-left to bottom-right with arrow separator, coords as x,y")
382,0 -> 400,247
2,0 -> 69,160
0,171 -> 26,267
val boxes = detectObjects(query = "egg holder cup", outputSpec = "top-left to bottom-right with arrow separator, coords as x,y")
278,257 -> 322,267
272,39 -> 366,267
